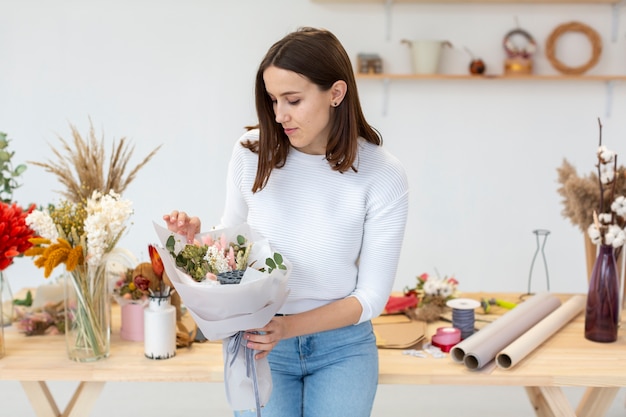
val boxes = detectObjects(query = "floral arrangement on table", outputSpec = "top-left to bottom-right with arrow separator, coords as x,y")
557,119 -> 626,281
22,119 -> 160,361
113,266 -> 150,302
404,271 -> 460,322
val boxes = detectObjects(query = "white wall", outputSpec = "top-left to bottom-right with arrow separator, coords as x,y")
2,0 -> 625,296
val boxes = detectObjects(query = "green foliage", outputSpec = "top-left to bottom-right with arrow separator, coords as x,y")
265,252 -> 286,274
13,290 -> 33,306
0,132 -> 27,203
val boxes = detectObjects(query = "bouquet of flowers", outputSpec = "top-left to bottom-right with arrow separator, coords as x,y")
405,272 -> 459,322
113,267 -> 150,303
153,222 -> 291,415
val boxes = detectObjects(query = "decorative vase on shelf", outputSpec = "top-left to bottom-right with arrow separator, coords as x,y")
120,301 -> 145,342
64,264 -> 111,362
144,293 -> 176,360
585,244 -> 620,343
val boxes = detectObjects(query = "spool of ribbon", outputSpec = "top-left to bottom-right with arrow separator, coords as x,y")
431,327 -> 461,352
446,298 -> 481,340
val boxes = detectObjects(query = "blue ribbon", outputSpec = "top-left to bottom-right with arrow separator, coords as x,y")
228,331 -> 262,417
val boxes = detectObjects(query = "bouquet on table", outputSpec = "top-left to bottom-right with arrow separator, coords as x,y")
153,222 -> 291,415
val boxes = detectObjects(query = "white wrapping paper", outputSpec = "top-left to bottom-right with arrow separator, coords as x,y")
153,222 -> 291,412
450,292 -> 562,370
496,295 -> 585,369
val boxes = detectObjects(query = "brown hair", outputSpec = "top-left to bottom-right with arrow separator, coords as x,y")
244,27 -> 381,192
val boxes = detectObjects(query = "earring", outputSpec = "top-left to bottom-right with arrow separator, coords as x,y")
332,102 -> 338,107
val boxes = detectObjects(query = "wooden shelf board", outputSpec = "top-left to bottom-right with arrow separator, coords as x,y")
356,73 -> 626,81
313,0 -> 620,3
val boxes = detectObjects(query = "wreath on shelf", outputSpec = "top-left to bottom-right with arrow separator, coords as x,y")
545,21 -> 602,75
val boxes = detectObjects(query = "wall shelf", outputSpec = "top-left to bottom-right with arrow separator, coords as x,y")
313,0 -> 620,3
357,73 -> 626,116
356,73 -> 626,81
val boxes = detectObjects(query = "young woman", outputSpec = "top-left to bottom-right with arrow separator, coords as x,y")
164,27 -> 409,417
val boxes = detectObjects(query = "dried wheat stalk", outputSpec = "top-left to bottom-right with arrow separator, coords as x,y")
29,120 -> 161,203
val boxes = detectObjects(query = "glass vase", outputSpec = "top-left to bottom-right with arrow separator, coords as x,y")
585,244 -> 620,343
64,264 -> 111,361
0,270 -> 14,327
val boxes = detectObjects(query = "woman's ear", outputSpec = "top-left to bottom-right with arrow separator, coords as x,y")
330,80 -> 347,107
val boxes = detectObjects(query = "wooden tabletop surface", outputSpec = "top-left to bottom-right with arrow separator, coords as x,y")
1,292 -> 625,388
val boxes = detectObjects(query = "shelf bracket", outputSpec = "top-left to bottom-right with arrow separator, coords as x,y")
385,0 -> 393,41
611,3 -> 620,43
382,77 -> 390,116
605,80 -> 615,118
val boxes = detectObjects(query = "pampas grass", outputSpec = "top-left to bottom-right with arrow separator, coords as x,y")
29,119 -> 161,203
556,120 -> 626,233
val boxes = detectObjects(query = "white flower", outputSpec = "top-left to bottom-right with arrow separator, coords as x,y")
25,210 -> 59,241
588,223 -> 602,244
205,245 -> 230,273
605,224 -> 626,248
439,284 -> 454,298
422,279 -> 439,296
600,165 -> 615,185
84,190 -> 133,267
598,145 -> 616,164
598,213 -> 613,224
611,196 -> 626,218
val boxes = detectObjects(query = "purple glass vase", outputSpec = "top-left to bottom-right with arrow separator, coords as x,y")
585,244 -> 620,343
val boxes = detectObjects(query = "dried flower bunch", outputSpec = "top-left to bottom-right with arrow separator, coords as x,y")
29,119 -> 161,203
26,190 -> 133,277
24,119 -> 160,277
557,119 -> 626,247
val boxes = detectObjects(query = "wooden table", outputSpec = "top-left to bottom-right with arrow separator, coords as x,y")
0,292 -> 624,417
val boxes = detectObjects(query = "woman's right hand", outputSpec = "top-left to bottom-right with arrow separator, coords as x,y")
163,210 -> 201,242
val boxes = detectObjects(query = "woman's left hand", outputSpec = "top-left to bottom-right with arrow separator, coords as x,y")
245,316 -> 288,360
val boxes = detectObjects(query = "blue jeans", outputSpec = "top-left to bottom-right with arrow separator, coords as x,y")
234,320 -> 379,417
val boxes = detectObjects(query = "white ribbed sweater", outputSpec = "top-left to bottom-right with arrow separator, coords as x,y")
220,129 -> 409,323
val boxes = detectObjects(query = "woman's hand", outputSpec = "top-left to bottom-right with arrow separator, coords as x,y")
245,316 -> 289,360
163,210 -> 201,242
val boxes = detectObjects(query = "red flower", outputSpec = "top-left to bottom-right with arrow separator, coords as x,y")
148,244 -> 164,277
0,202 -> 36,270
133,275 -> 151,292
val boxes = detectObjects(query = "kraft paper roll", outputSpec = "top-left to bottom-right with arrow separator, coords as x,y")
450,292 -> 562,370
496,295 -> 585,369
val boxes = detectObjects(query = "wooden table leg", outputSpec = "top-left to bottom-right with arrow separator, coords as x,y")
21,381 -> 105,417
575,387 -> 620,417
526,386 -> 620,417
21,381 -> 60,417
525,386 -> 576,417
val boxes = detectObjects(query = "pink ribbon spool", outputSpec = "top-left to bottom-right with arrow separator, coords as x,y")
431,327 -> 461,352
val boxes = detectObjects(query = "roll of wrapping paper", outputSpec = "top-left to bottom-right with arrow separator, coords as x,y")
450,292 -> 562,370
496,295 -> 585,369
